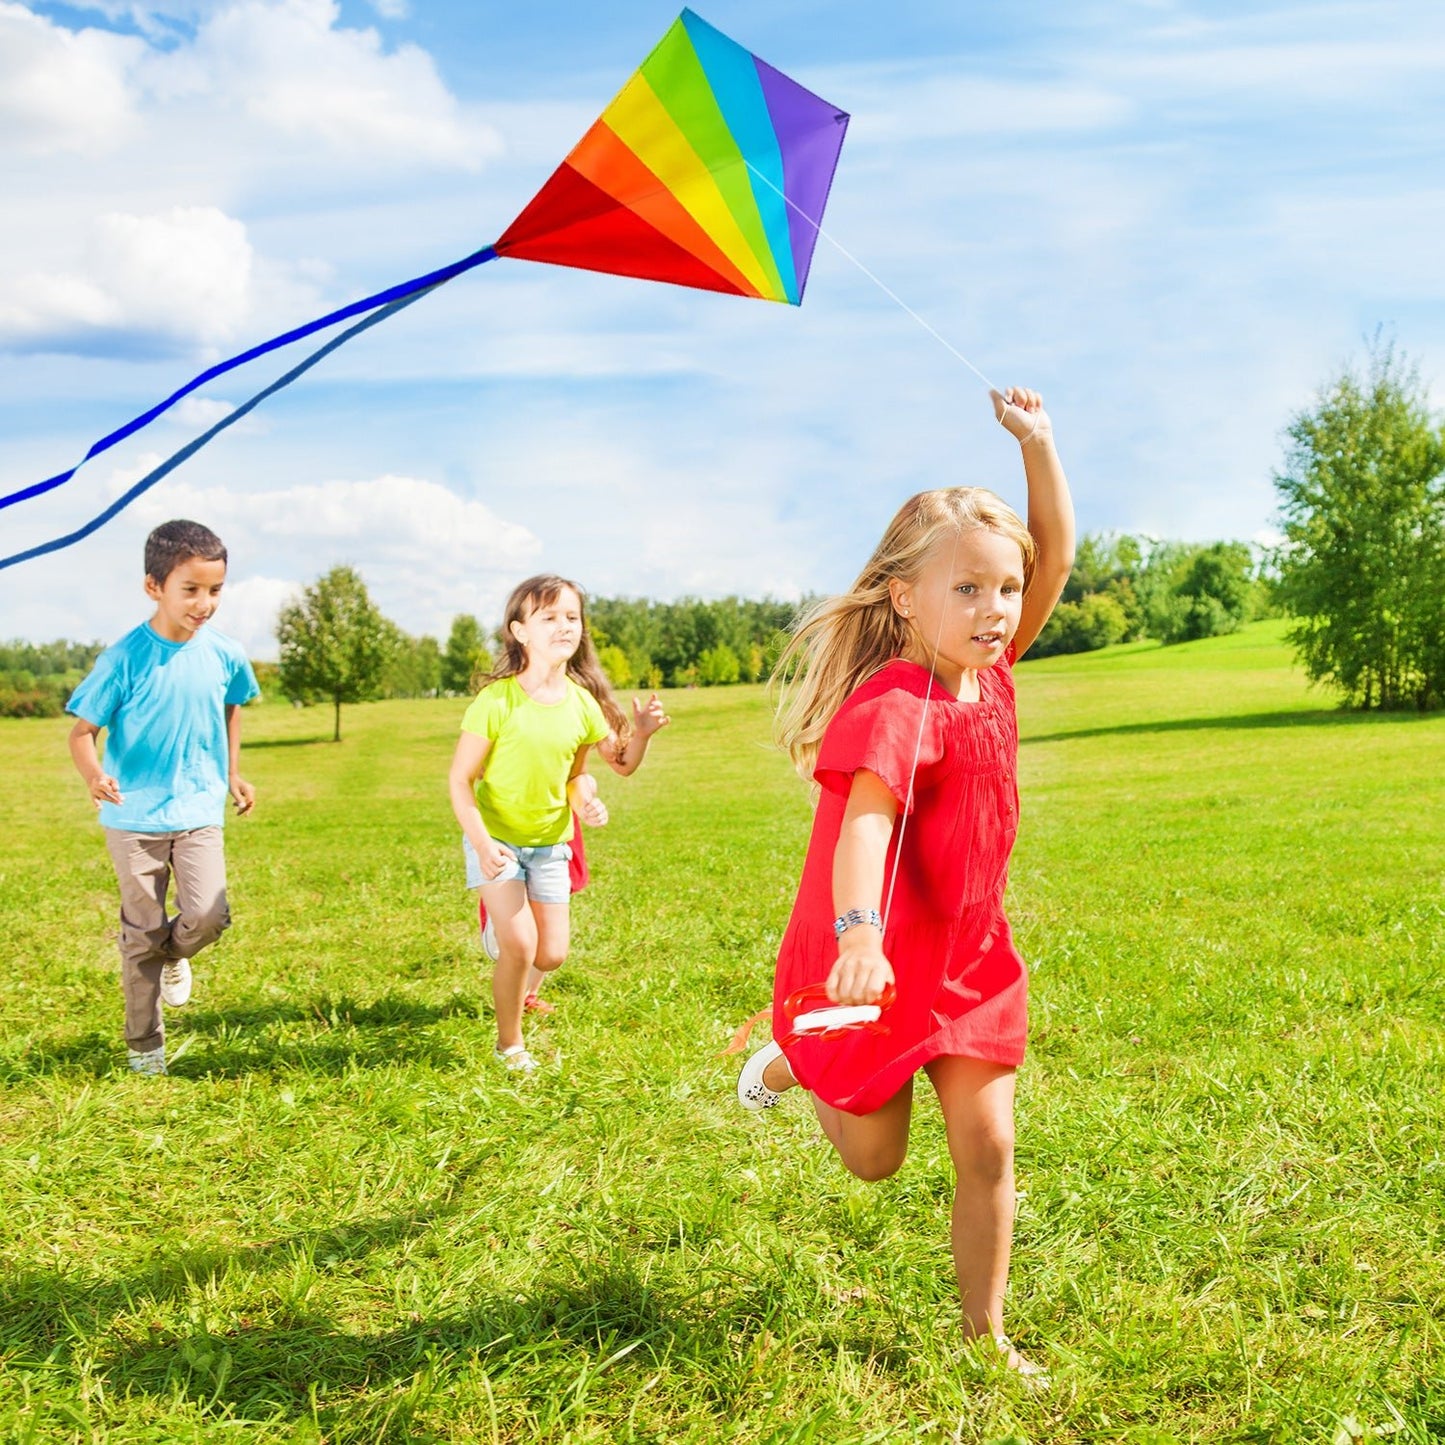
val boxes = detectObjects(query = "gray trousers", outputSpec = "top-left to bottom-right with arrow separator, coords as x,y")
104,826 -> 230,1052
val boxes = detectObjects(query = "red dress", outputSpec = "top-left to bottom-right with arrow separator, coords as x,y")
772,653 -> 1028,1115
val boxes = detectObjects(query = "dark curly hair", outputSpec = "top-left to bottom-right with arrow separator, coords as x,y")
144,519 -> 227,584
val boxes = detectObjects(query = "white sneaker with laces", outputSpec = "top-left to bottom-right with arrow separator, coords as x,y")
160,957 -> 192,1007
481,917 -> 499,962
127,1045 -> 167,1076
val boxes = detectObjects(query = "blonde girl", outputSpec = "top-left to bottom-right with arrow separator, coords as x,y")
449,574 -> 668,1072
737,389 -> 1074,1376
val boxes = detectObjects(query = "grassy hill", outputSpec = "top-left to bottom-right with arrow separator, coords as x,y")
0,621 -> 1441,1442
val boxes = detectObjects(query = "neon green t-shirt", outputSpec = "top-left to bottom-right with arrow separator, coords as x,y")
461,676 -> 610,847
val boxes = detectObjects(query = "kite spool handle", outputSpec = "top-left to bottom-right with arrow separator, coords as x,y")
779,981 -> 897,1046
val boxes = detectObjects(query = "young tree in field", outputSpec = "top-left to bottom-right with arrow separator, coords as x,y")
441,613 -> 489,695
277,566 -> 393,741
1274,344 -> 1445,710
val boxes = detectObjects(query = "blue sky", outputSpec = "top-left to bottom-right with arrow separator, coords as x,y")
2,0 -> 1442,656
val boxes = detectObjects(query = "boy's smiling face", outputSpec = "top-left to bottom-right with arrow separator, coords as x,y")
144,556 -> 228,643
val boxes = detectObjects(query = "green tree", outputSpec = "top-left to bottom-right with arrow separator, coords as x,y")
596,644 -> 632,689
1274,343 -> 1445,709
1156,541 -> 1254,644
381,629 -> 442,698
697,642 -> 741,685
442,614 -> 490,695
277,566 -> 393,741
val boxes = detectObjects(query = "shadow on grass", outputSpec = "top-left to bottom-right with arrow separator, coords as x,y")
180,991 -> 483,1036
1023,705 -> 1439,747
4,1203 -> 467,1360
240,736 -> 338,750
0,992 -> 483,1083
13,1240 -> 781,1437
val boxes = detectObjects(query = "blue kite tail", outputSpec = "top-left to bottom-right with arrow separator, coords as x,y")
0,265 -> 476,573
0,245 -> 498,518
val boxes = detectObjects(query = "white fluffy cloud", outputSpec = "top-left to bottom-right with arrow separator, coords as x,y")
0,0 -> 502,359
124,472 -> 544,654
141,0 -> 500,166
0,3 -> 141,154
0,207 -> 255,352
2,0 -> 499,171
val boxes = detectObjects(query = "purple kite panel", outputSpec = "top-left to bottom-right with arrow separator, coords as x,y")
755,56 -> 849,301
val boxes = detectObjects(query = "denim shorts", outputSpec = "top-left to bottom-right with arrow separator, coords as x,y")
462,835 -> 572,904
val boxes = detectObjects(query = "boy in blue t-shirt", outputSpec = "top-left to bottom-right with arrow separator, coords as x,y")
67,519 -> 260,1076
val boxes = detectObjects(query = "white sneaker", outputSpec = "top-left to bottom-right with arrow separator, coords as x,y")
127,1045 -> 167,1076
495,1043 -> 538,1075
737,1040 -> 785,1111
481,917 -> 498,962
160,957 -> 192,1007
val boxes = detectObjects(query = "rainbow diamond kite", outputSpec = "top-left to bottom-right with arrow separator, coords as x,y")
1,10 -> 848,571
497,9 -> 847,303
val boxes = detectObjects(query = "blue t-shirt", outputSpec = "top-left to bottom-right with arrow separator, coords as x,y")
67,622 -> 260,833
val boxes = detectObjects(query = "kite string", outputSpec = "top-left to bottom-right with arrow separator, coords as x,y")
747,160 -> 986,929
745,161 -> 1002,395
0,282 -> 444,574
880,523 -> 960,933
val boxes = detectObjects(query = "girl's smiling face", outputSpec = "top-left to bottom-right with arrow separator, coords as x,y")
510,585 -> 583,667
890,527 -> 1026,694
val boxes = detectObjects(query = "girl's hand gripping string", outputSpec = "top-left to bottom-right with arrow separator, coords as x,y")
827,919 -> 895,1008
990,386 -> 1053,446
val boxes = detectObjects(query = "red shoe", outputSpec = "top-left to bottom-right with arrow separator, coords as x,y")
523,993 -> 556,1015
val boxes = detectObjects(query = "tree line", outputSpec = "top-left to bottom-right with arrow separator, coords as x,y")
6,342 -> 1439,723
0,640 -> 104,718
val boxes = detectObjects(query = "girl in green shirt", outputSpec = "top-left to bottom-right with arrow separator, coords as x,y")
448,573 -> 669,1072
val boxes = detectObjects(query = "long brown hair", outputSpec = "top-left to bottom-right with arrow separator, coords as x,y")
772,487 -> 1036,780
477,573 -> 628,738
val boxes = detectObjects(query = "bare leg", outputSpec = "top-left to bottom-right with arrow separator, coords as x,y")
761,1046 -> 914,1177
481,880 -> 534,1051
812,1076 -> 914,1180
528,899 -> 570,981
924,1055 -> 1031,1364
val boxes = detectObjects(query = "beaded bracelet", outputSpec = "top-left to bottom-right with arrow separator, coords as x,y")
834,907 -> 883,939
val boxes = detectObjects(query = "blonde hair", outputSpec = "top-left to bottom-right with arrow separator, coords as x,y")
772,488 -> 1036,780
477,573 -> 629,739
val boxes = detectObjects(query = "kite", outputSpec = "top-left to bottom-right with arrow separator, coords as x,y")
0,9 -> 848,572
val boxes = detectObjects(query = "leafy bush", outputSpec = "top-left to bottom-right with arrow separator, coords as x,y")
696,643 -> 741,686
596,644 -> 632,689
1030,591 -> 1131,657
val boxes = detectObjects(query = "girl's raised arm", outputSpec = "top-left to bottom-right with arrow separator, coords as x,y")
992,388 -> 1075,659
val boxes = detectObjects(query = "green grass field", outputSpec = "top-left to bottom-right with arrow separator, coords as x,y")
1,618 -> 1441,1443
